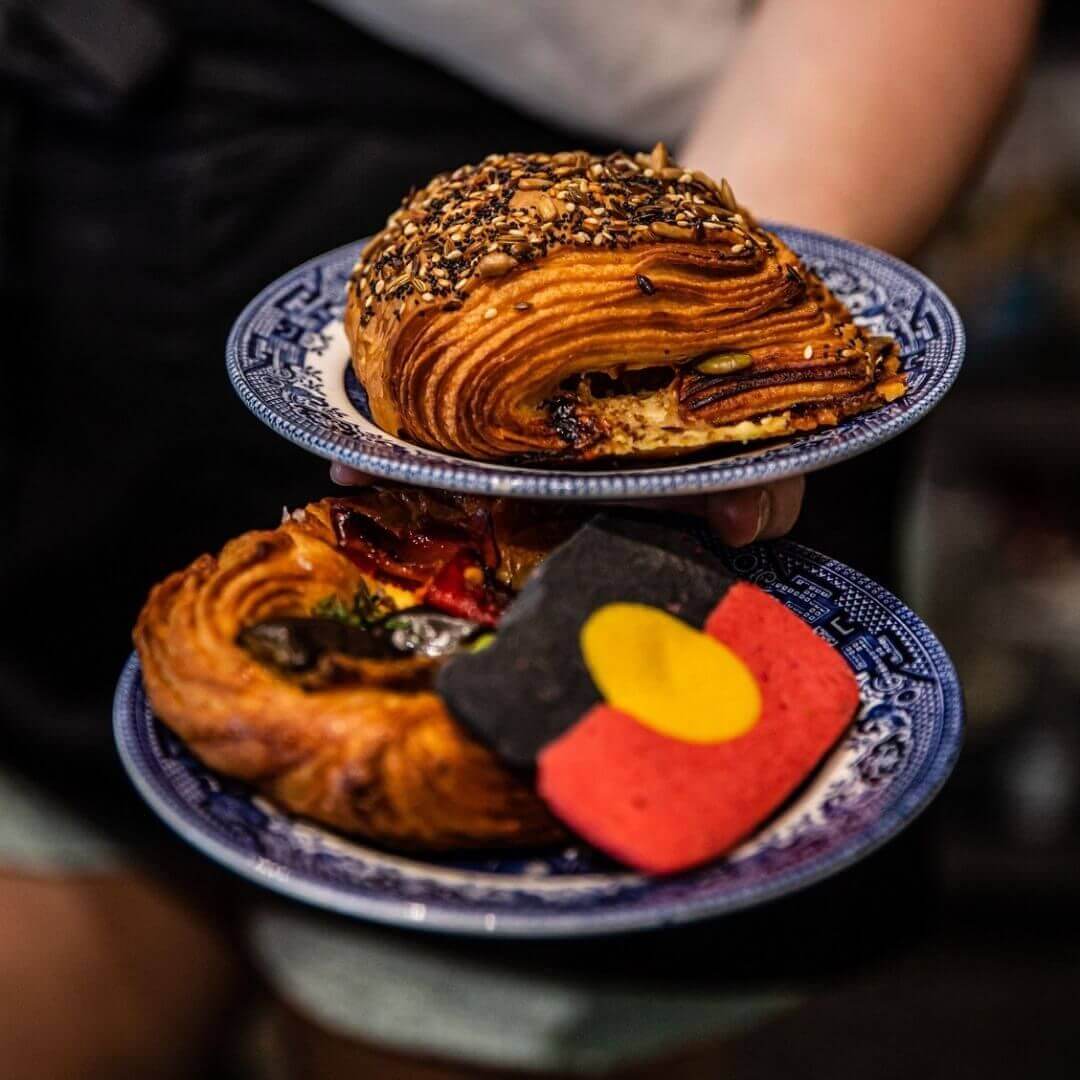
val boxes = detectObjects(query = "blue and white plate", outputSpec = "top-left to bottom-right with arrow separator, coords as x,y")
115,540 -> 963,938
226,226 -> 963,500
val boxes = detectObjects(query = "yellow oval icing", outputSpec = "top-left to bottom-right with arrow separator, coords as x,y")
580,602 -> 761,743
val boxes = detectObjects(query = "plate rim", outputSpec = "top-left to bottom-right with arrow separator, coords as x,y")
225,226 -> 966,499
114,541 -> 964,938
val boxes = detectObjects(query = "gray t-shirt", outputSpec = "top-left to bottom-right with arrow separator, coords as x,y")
315,0 -> 745,143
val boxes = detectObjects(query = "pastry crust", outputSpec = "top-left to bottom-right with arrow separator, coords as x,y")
346,146 -> 904,462
134,494 -> 565,850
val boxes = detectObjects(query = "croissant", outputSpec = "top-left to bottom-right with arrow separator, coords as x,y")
345,145 -> 904,461
134,490 -> 570,850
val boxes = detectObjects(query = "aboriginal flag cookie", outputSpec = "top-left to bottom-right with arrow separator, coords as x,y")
437,513 -> 860,875
437,513 -> 736,769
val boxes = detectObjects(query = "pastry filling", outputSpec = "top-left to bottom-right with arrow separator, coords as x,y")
238,591 -> 491,690
561,366 -> 678,401
326,491 -> 512,621
329,490 -> 500,589
541,341 -> 901,456
239,607 -> 484,673
238,493 -> 521,689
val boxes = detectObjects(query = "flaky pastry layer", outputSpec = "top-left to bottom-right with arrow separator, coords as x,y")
134,499 -> 561,850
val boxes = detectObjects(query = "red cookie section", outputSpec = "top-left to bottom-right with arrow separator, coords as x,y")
537,583 -> 860,874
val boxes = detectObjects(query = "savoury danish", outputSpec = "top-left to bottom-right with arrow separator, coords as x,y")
134,490 -> 570,850
345,145 -> 904,461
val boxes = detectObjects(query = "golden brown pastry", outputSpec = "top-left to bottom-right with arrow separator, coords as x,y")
345,145 -> 904,461
134,489 -> 573,850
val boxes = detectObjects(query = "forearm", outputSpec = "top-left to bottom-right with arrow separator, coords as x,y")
680,0 -> 1041,255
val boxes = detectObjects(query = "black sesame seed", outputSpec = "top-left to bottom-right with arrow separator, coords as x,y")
636,273 -> 656,295
352,149 -> 765,323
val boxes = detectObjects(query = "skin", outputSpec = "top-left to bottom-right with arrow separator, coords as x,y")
682,0 -> 1043,258
3,2 -> 1039,1077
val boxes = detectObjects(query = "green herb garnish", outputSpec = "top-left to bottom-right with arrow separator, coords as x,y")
313,581 -> 394,627
312,594 -> 352,622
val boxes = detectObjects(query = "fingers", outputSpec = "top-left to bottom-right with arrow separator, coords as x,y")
327,462 -> 805,548
756,475 -> 805,540
330,462 -> 375,487
704,488 -> 766,547
705,475 -> 805,547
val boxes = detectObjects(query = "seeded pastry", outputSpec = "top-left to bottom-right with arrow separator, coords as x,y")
345,145 -> 905,461
134,488 -> 572,850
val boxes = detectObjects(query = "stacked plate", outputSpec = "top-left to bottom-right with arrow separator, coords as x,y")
115,226 -> 965,936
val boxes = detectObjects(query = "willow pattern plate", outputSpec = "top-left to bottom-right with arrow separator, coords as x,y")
226,226 -> 963,499
115,539 -> 962,937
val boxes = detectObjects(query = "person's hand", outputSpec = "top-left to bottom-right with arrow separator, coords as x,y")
681,475 -> 805,546
329,463 -> 804,547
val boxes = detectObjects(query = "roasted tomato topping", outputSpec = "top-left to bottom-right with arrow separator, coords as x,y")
421,550 -> 512,626
330,489 -> 498,586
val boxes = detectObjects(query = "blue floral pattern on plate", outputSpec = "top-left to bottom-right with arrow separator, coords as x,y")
225,226 -> 964,499
114,539 -> 963,937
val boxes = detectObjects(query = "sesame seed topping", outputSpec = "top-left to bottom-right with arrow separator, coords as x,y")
804,345 -> 814,360
484,306 -> 498,320
349,146 -> 756,326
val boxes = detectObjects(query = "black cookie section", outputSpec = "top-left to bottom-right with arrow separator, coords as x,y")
436,511 -> 735,769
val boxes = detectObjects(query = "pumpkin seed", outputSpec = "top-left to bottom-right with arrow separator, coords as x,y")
695,351 -> 753,375
537,194 -> 559,222
650,221 -> 697,241
476,252 -> 517,278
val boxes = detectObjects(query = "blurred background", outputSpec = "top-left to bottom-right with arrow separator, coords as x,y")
875,14 -> 1080,1072
1,0 -> 1078,1077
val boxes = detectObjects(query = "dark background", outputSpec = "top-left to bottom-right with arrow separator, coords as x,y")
1,1 -> 1079,1076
